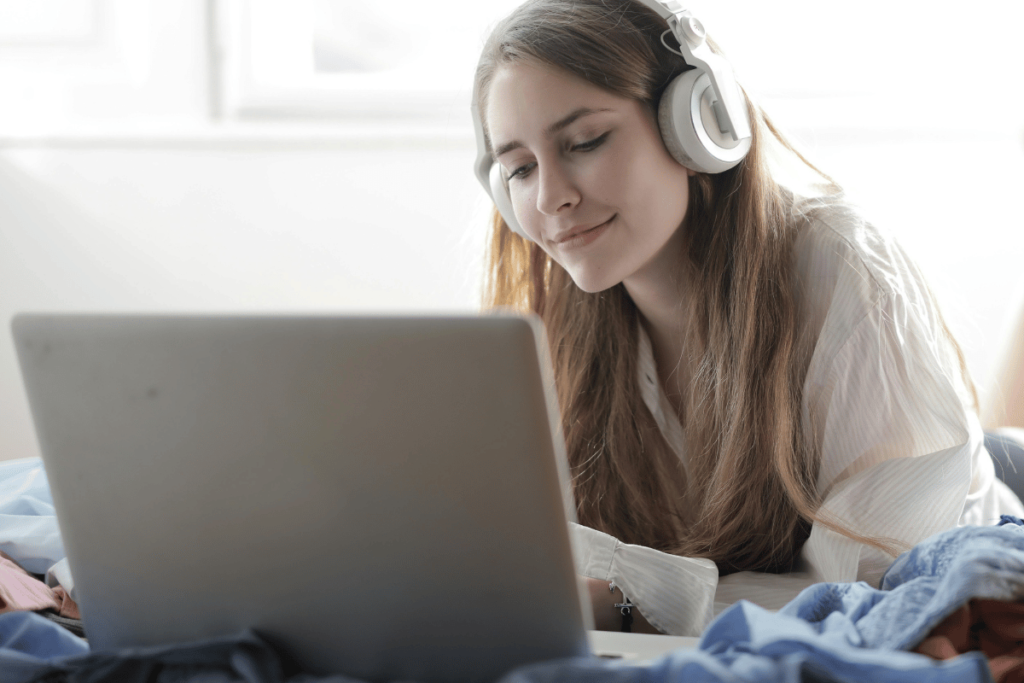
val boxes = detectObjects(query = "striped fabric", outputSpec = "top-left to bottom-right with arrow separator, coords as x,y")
571,196 -> 1024,636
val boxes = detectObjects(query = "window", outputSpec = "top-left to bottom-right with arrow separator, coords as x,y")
217,0 -> 523,121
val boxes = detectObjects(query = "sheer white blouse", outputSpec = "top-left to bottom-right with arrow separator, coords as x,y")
570,196 -> 1024,637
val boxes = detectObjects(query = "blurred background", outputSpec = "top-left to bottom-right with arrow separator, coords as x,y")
2,0 -> 1023,461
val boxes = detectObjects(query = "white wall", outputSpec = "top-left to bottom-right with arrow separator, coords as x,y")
0,135 -> 491,461
812,132 -> 1024,425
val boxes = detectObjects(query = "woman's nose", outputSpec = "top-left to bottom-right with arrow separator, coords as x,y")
536,164 -> 580,216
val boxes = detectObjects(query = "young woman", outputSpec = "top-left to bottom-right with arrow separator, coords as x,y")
472,0 -> 1024,636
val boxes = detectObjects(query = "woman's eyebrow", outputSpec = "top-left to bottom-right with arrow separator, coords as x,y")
492,107 -> 611,159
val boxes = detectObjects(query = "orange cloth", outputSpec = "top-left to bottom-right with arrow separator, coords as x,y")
52,585 -> 81,620
914,599 -> 1024,683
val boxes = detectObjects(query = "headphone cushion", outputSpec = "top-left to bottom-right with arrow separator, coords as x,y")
658,70 -> 751,175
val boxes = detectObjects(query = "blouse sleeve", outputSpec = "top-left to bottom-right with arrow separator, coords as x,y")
572,206 -> 1023,636
570,522 -> 718,636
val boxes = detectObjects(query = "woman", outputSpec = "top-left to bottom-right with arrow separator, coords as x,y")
472,0 -> 1024,636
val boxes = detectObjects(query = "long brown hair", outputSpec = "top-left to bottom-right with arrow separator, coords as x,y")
475,0 -> 920,573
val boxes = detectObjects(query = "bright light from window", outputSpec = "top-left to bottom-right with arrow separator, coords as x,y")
0,0 -> 96,41
236,0 -> 1023,130
244,0 -> 523,94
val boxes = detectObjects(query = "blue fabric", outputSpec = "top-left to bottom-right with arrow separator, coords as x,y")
0,612 -> 89,683
0,614 -> 354,683
858,515 -> 1024,651
3,449 -> 1022,682
0,458 -> 65,575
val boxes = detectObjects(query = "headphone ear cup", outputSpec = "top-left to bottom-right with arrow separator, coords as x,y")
658,69 -> 751,175
488,163 -> 530,241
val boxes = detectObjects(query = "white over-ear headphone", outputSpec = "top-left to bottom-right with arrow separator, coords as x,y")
471,0 -> 752,240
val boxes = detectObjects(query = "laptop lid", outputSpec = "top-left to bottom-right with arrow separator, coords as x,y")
12,313 -> 592,683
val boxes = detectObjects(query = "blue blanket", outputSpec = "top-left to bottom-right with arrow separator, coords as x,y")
1,455 -> 1019,682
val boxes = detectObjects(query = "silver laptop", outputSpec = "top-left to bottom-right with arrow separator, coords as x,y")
12,313 -> 691,682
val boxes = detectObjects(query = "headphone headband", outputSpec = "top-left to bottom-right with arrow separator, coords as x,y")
631,0 -> 750,141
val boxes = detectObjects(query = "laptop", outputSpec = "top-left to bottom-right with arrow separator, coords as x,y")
11,313 -> 694,682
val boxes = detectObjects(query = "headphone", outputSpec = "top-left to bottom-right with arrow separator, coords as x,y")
471,0 -> 752,240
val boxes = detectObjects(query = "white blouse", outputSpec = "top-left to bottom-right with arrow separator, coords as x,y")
570,196 -> 1024,637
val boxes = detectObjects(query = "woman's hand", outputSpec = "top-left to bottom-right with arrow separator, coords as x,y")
583,576 -> 660,633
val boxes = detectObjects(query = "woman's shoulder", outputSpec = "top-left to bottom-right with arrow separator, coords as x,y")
788,192 -> 925,310
786,191 -> 947,374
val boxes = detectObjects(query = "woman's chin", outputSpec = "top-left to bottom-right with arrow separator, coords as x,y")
569,272 -> 620,294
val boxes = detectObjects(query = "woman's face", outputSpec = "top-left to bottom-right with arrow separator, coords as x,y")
485,60 -> 693,293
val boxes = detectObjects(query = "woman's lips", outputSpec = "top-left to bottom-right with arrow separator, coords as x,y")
555,215 -> 615,249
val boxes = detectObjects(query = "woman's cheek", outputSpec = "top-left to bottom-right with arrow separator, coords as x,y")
512,191 -> 541,240
580,159 -> 619,207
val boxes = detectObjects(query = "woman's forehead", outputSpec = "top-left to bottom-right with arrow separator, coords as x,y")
484,62 -> 630,150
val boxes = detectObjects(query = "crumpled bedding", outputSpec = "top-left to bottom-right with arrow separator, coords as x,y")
2,455 -> 1024,682
0,458 -> 64,577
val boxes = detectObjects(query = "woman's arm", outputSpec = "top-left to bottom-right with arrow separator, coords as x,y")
571,523 -> 717,636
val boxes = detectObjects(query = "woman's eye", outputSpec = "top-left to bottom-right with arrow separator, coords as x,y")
503,132 -> 609,182
506,161 -> 535,182
571,131 -> 611,152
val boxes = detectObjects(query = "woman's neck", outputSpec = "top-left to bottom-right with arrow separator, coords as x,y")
624,257 -> 692,411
